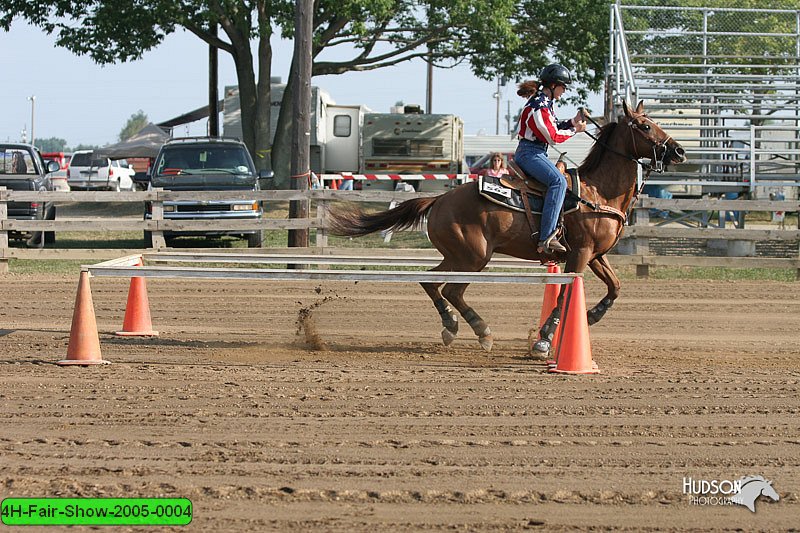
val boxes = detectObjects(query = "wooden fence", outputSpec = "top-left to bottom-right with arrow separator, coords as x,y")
1,188 -> 798,277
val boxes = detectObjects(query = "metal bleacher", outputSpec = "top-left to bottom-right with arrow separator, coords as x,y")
608,3 -> 800,198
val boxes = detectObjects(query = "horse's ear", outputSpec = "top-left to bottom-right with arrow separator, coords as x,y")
635,100 -> 645,114
622,100 -> 631,117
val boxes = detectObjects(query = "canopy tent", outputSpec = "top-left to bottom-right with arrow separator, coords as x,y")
97,123 -> 170,159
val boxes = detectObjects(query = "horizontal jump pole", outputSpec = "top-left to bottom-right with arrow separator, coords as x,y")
84,265 -> 579,285
143,252 -> 549,270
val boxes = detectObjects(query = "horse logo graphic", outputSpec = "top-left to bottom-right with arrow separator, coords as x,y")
730,476 -> 779,512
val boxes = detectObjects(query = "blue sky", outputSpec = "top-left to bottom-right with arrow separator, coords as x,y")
1,21 -> 602,148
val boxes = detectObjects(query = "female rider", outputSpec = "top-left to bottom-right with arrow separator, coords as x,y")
514,63 -> 586,254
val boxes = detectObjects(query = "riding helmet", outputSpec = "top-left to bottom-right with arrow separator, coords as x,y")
540,63 -> 572,87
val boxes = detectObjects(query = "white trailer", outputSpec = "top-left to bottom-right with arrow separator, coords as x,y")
222,85 -> 464,191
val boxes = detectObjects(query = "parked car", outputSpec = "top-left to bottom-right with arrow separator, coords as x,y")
0,143 -> 60,246
67,150 -> 136,191
144,137 -> 272,247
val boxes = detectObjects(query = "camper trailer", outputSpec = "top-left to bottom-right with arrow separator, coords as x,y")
222,85 -> 464,190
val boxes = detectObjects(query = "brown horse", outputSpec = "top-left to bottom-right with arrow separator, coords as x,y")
326,101 -> 686,353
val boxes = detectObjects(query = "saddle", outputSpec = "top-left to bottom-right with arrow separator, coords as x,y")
477,159 -> 581,252
479,160 -> 580,211
504,159 -> 581,198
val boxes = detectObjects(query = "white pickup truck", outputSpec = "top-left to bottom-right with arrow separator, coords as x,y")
67,150 -> 136,191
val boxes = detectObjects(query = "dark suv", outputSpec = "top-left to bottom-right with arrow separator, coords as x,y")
0,143 -> 60,247
144,137 -> 271,247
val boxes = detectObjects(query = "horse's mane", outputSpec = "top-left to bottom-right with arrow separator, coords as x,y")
578,121 -> 618,175
739,475 -> 767,486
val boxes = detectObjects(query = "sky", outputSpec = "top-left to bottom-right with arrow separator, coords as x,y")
0,21 -> 603,148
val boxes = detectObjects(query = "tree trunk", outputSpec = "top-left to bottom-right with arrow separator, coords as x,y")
271,62 -> 296,190
253,33 -> 273,173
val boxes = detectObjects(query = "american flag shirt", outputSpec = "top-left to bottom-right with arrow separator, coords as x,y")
517,91 -> 576,145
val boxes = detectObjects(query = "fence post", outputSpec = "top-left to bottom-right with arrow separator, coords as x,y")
151,188 -> 166,249
633,195 -> 650,278
0,187 -> 8,274
315,196 -> 328,248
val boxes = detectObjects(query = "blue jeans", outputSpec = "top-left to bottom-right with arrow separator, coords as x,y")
514,140 -> 566,240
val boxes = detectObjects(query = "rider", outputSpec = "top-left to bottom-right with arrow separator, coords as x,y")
514,63 -> 586,254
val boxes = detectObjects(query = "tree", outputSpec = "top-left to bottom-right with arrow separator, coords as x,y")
0,1 -> 610,188
35,137 -> 68,152
119,110 -> 149,142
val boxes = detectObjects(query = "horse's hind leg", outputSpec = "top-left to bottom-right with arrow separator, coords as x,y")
587,254 -> 620,325
441,282 -> 494,352
421,273 -> 460,346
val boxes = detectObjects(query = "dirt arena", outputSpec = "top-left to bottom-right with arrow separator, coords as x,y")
1,270 -> 798,531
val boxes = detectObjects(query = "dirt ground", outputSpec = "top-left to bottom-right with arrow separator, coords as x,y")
1,270 -> 798,531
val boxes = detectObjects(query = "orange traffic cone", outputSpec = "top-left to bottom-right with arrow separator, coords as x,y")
549,277 -> 599,374
115,260 -> 158,337
538,262 -> 561,330
58,271 -> 109,365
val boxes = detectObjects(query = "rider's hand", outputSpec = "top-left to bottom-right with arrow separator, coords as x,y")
571,110 -> 587,132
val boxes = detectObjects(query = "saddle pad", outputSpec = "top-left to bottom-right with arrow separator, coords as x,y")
478,175 -> 580,215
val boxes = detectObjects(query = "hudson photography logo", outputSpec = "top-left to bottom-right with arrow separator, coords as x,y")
682,475 -> 780,512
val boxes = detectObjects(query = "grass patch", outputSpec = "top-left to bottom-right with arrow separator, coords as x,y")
612,265 -> 796,282
7,259 -> 87,275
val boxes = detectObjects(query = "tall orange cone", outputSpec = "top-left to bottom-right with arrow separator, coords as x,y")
115,259 -> 158,337
58,271 -> 109,365
549,277 -> 600,374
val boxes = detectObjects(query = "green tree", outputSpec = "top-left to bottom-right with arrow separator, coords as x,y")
119,110 -> 149,141
0,1 -> 610,187
35,137 -> 68,152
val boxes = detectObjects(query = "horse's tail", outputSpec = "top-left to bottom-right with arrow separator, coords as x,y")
326,197 -> 438,237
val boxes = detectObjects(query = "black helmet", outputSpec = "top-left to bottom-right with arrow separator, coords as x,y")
540,63 -> 572,87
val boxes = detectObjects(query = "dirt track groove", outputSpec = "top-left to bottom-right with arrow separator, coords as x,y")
1,273 -> 798,531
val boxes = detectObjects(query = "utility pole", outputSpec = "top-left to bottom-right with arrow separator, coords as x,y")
27,96 -> 36,147
288,0 -> 312,249
426,45 -> 433,113
208,23 -> 219,137
494,79 -> 500,135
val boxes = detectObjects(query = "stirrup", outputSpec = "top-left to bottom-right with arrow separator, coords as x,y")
537,233 -> 566,254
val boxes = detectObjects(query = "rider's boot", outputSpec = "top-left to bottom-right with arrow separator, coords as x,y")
538,230 -> 566,254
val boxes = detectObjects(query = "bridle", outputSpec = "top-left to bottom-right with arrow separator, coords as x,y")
625,114 -> 673,174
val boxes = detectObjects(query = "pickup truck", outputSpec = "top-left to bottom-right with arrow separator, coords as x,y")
67,150 -> 136,191
144,137 -> 272,247
0,143 -> 60,246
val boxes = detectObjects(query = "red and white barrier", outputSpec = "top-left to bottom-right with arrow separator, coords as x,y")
318,173 -> 478,181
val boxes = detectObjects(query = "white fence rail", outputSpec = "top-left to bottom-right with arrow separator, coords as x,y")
0,189 -> 798,277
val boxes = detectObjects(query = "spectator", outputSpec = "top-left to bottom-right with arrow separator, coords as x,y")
485,153 -> 509,177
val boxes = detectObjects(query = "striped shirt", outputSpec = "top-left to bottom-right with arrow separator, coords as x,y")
517,91 -> 575,145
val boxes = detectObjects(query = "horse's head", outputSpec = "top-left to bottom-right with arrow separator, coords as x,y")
759,480 -> 780,501
622,100 -> 686,172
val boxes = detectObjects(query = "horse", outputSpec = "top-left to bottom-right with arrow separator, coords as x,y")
731,476 -> 780,512
326,101 -> 686,353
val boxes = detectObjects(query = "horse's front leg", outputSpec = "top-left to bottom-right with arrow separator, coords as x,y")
587,254 -> 620,325
532,250 -> 593,355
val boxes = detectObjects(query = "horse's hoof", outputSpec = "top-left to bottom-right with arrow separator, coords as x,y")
478,334 -> 494,352
441,328 -> 457,346
532,339 -> 550,355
